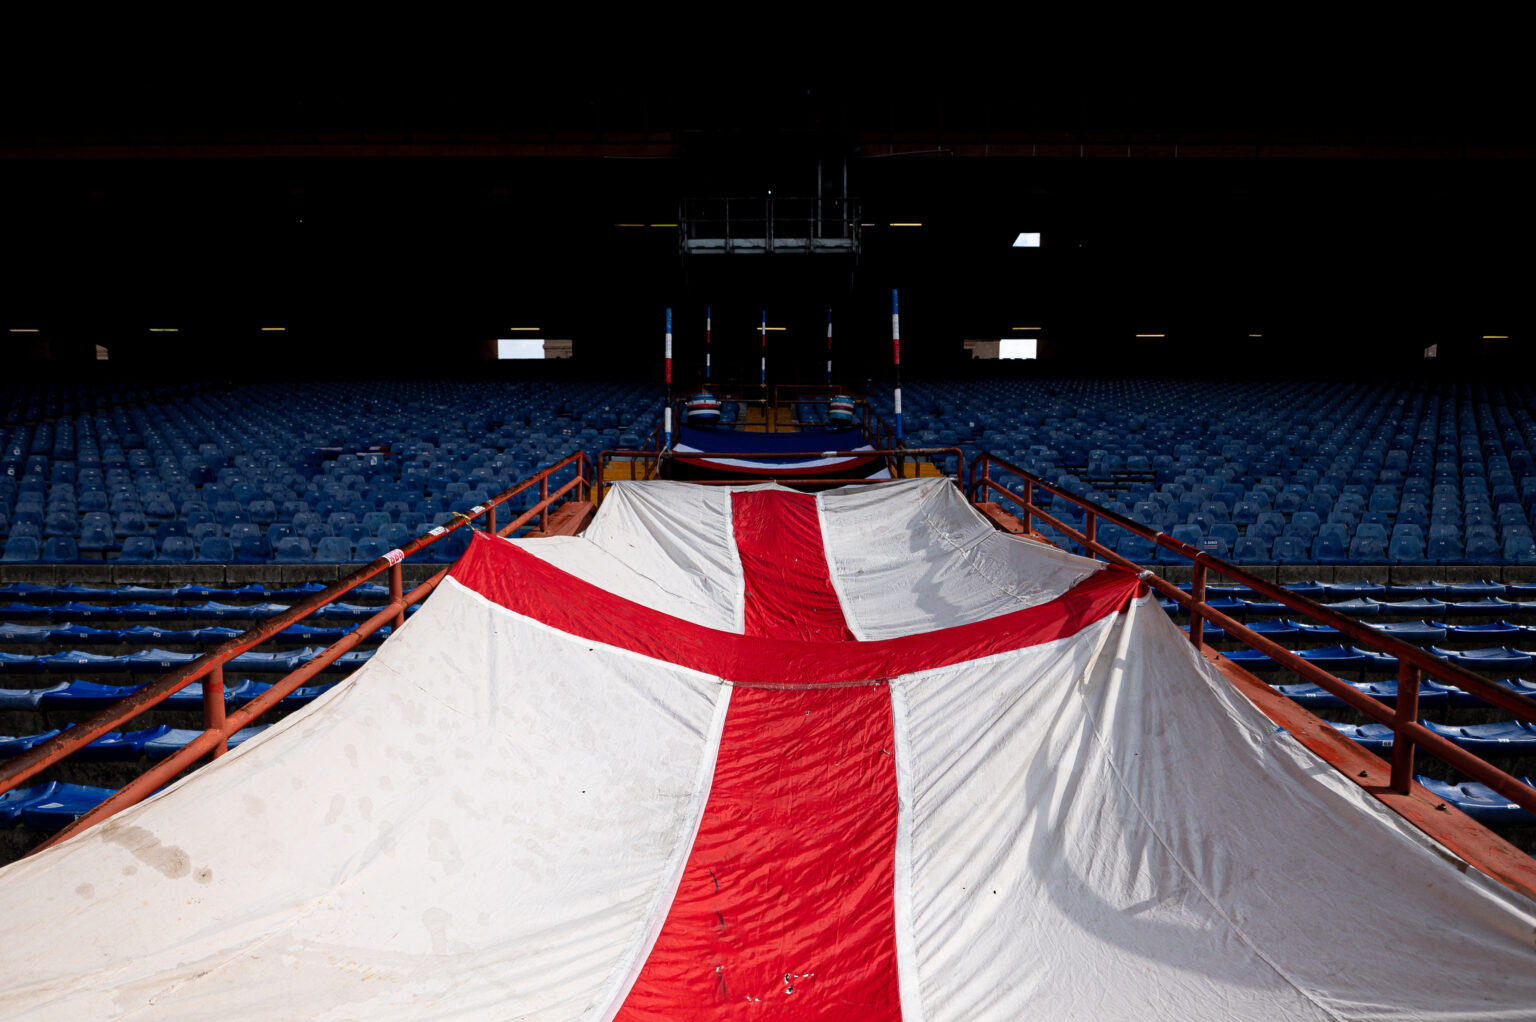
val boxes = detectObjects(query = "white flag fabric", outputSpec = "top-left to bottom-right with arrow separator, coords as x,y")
0,478 -> 1532,1020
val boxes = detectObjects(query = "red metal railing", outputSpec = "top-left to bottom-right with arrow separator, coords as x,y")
596,446 -> 964,501
969,453 -> 1536,816
665,391 -> 903,449
1,452 -> 595,850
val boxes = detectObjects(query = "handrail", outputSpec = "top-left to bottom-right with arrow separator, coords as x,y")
969,452 -> 1536,817
1,452 -> 595,844
596,446 -> 964,501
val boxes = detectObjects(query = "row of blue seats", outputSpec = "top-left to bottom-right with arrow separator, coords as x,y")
1411,778 -> 1536,825
1,379 -> 655,563
0,677 -> 335,709
1160,596 -> 1536,617
0,647 -> 372,672
0,782 -> 115,829
2,378 -> 199,420
2,578 -> 1499,602
2,529 -> 475,564
1185,619 -> 1536,642
1272,676 -> 1536,709
1180,580 -> 1524,598
0,578 -> 1456,602
1324,717 -> 1536,755
1109,530 -> 1536,565
0,601 -> 416,621
0,725 -> 266,761
4,496 -> 513,538
882,378 -> 1536,567
1218,644 -> 1536,672
0,622 -> 385,644
0,582 -> 386,600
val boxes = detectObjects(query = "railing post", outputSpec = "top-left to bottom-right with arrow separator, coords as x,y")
980,458 -> 991,504
540,476 -> 549,533
487,502 -> 497,535
1021,478 -> 1033,534
1391,662 -> 1422,794
388,561 -> 405,630
1189,561 -> 1207,648
204,663 -> 227,759
1085,513 -> 1098,560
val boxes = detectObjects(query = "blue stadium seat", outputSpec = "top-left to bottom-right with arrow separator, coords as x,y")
1,536 -> 39,561
1348,536 -> 1388,561
362,511 -> 393,534
116,536 -> 156,563
0,782 -> 114,829
1231,536 -> 1271,563
1413,778 -> 1533,824
156,535 -> 195,563
195,535 -> 235,562
354,537 -> 392,562
378,523 -> 411,548
315,536 -> 353,562
234,536 -> 273,563
1311,533 -> 1349,563
1117,536 -> 1156,563
1198,537 -> 1229,558
41,537 -> 78,563
1271,536 -> 1310,563
1287,511 -> 1321,541
274,537 -> 313,563
1425,535 -> 1463,562
1169,524 -> 1203,546
1465,532 -> 1501,563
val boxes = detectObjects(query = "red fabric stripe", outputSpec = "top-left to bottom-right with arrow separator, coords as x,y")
733,490 -> 855,642
444,500 -> 1140,1018
449,534 -> 1143,686
614,684 -> 901,1019
672,455 -> 881,478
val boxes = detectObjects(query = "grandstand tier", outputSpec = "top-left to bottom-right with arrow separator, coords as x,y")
8,377 -> 1536,565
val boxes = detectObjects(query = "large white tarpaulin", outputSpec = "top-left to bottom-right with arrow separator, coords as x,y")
0,479 -> 1532,1020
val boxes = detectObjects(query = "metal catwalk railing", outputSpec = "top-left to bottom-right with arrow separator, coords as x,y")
597,446 -> 962,501
969,452 -> 1536,819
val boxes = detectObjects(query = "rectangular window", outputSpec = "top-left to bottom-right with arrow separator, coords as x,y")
1000,338 -> 1037,359
497,338 -> 545,359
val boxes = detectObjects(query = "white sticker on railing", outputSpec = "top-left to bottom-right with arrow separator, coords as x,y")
428,526 -> 447,537
385,548 -> 405,566
470,505 -> 486,515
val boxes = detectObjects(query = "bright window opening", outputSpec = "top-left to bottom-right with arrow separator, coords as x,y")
497,338 -> 546,359
1000,338 -> 1037,359
95,345 -> 109,360
1012,232 -> 1041,248
1424,343 -> 1438,359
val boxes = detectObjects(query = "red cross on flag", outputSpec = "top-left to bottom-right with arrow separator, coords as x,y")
2,480 -> 1533,1019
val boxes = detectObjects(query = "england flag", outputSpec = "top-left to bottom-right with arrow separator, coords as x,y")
1,479 -> 1533,1020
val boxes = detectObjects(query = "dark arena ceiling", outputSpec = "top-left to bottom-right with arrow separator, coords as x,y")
3,67 -> 1532,380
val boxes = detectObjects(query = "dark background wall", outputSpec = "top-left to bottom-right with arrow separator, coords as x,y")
3,70 -> 1532,383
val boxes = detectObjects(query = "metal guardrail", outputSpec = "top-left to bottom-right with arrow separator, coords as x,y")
597,446 -> 964,501
679,196 -> 861,255
2,452 -> 595,852
969,452 -> 1536,817
661,396 -> 903,449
